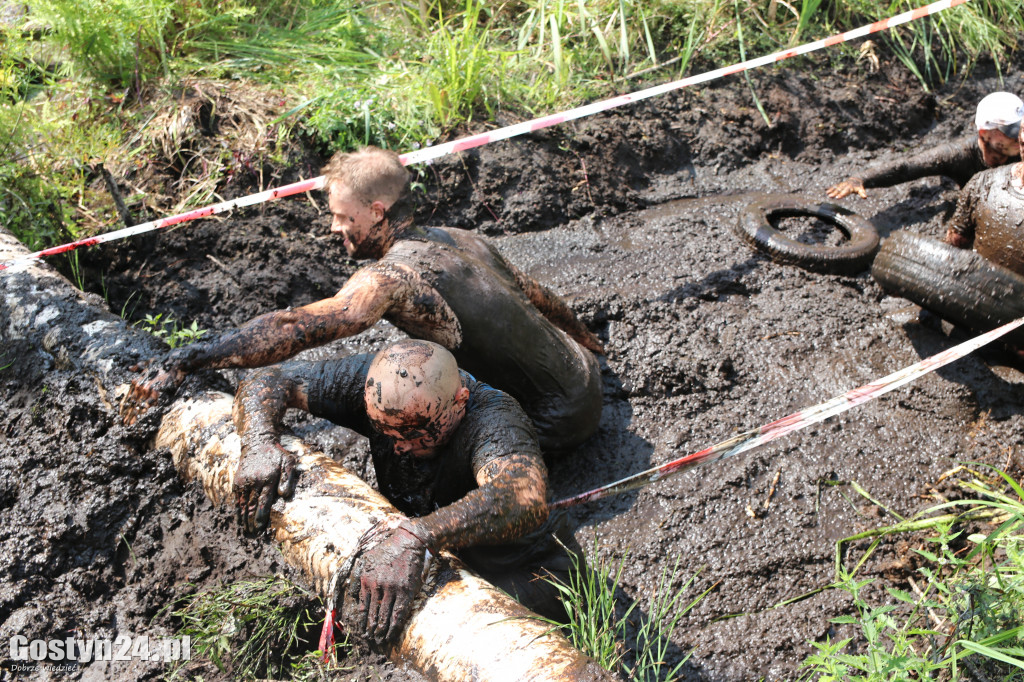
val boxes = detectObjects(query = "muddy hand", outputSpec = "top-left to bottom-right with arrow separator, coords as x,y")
234,441 -> 298,533
120,359 -> 186,425
343,521 -> 427,648
825,177 -> 867,200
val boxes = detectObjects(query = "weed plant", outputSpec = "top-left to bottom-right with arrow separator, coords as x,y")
167,576 -> 330,679
135,313 -> 208,348
803,467 -> 1024,680
545,541 -> 708,680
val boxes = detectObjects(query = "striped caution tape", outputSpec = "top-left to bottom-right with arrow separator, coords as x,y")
551,314 -> 1024,510
0,0 -> 971,273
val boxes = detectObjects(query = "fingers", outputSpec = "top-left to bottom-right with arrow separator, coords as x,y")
825,185 -> 846,199
236,486 -> 265,534
277,455 -> 298,498
358,576 -> 374,640
342,567 -> 364,633
239,488 -> 256,533
120,377 -> 161,425
856,186 -> 868,199
386,589 -> 411,644
254,485 -> 274,531
373,588 -> 396,646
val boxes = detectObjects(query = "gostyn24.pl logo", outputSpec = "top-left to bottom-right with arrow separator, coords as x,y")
8,634 -> 191,664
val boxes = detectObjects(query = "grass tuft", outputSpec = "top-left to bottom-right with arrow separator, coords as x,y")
543,539 -> 706,680
166,576 -> 332,679
804,467 -> 1024,680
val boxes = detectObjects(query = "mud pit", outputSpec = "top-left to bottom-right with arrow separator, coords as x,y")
4,52 -> 1024,681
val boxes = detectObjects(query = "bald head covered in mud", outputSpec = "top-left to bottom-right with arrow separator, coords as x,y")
364,341 -> 470,457
231,340 -> 570,646
123,146 -> 604,454
825,91 -> 1023,200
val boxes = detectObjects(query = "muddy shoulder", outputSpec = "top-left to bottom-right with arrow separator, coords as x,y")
4,53 -> 1024,681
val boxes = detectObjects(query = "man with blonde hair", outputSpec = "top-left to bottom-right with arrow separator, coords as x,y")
232,340 -> 571,646
124,146 -> 604,454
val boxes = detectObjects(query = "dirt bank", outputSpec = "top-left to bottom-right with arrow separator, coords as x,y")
3,49 -> 1024,681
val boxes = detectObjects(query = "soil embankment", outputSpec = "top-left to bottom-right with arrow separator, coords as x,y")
3,52 -> 1024,680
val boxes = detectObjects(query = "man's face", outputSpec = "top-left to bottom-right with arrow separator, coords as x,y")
978,128 -> 1020,167
328,183 -> 385,259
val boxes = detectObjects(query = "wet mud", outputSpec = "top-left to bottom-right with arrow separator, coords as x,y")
4,52 -> 1024,681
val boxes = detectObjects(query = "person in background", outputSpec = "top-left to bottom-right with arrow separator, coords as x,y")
826,91 -> 1023,200
123,146 -> 604,454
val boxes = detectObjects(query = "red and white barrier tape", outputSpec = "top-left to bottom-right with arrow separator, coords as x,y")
551,315 -> 1023,510
0,0 -> 970,273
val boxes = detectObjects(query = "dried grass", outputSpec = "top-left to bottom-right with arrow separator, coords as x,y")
114,78 -> 294,214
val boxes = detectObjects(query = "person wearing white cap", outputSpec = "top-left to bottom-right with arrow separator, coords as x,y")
943,112 -> 1024,275
826,91 -> 1023,200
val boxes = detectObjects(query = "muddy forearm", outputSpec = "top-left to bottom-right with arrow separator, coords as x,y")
410,456 -> 548,551
862,141 -> 975,189
168,308 -> 359,373
511,267 -> 601,351
233,366 -> 304,447
860,158 -> 928,189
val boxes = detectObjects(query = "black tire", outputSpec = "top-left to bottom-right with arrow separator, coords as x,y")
733,194 -> 880,275
871,231 -> 1024,345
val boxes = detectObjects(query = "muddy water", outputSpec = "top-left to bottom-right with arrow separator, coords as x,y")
497,164 -> 1024,678
4,55 -> 1024,681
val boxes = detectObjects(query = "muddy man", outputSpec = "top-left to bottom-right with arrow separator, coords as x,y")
943,108 -> 1024,275
826,91 -> 1023,200
233,339 -> 574,645
123,146 -> 604,453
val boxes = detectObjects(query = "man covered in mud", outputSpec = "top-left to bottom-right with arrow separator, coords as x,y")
942,110 -> 1024,275
826,91 -> 1023,200
233,339 -> 571,645
123,146 -> 604,454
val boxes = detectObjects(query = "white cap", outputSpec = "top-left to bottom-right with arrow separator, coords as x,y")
975,91 -> 1024,136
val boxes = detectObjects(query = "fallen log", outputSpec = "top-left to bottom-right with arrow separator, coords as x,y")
0,229 -> 161,392
0,228 -> 614,681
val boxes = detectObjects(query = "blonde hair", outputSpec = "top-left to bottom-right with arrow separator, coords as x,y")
321,146 -> 410,207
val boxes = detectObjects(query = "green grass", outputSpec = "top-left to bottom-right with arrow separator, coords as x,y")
166,576 -> 341,680
803,467 -> 1024,681
3,0 -> 1022,252
543,540 -> 711,680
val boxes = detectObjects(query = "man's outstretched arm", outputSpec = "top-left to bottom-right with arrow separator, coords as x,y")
413,452 -> 549,550
827,139 -> 980,199
121,265 -> 404,423
507,262 -> 604,354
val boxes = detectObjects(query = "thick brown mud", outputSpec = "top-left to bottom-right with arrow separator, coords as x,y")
4,52 -> 1024,681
